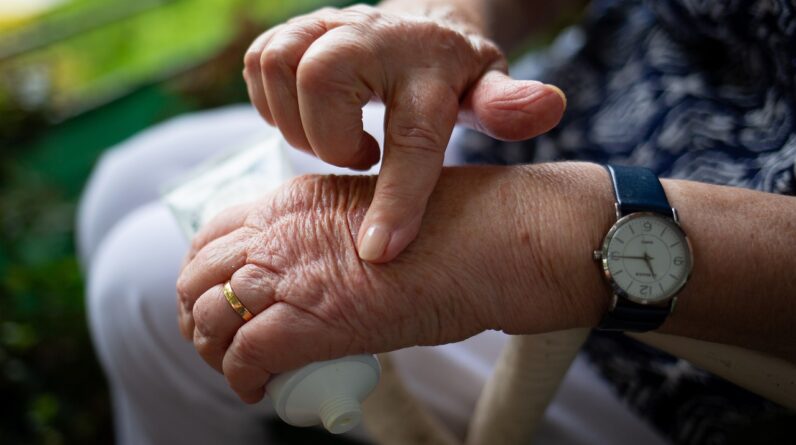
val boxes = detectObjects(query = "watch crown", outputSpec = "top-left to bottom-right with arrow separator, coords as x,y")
593,250 -> 603,260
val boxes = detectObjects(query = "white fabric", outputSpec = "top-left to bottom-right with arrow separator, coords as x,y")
78,104 -> 669,445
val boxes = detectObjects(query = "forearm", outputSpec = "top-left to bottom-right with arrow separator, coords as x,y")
505,162 -> 796,362
377,0 -> 582,51
655,177 -> 796,360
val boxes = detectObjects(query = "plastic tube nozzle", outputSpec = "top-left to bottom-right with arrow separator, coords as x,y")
319,395 -> 363,434
266,355 -> 380,434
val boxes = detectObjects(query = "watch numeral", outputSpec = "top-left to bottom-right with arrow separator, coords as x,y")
640,285 -> 652,296
674,256 -> 685,266
643,221 -> 652,232
609,251 -> 620,261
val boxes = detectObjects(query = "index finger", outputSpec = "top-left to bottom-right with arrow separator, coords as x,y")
356,79 -> 458,263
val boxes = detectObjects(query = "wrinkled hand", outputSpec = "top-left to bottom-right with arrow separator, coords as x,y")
243,4 -> 567,263
176,166 -> 607,404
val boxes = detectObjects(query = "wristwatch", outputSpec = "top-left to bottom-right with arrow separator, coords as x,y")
593,165 -> 693,332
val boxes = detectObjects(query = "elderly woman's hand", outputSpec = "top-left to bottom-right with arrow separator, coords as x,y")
243,4 -> 567,263
176,164 -> 612,403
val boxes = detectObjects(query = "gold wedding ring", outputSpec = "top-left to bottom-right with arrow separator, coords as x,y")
223,281 -> 254,322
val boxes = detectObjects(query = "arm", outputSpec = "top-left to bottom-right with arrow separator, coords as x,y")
503,162 -> 796,362
177,162 -> 795,403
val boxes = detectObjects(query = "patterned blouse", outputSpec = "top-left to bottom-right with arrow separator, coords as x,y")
459,0 -> 795,443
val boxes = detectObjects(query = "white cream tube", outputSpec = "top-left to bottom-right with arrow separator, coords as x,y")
266,355 -> 381,434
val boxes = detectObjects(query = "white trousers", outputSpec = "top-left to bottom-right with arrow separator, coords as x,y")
77,104 -> 668,445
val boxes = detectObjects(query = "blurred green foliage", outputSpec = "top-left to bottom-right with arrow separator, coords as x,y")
0,0 -> 336,143
0,0 -> 341,443
0,150 -> 110,443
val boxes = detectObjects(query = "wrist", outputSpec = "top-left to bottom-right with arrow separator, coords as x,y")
497,162 -> 615,334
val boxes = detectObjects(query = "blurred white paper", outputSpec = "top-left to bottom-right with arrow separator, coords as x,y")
162,133 -> 294,239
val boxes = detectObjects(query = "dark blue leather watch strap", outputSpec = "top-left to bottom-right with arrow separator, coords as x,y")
599,165 -> 673,332
607,164 -> 673,217
598,300 -> 670,332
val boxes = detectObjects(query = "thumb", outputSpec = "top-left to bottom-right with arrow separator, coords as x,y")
460,70 -> 567,141
356,81 -> 458,263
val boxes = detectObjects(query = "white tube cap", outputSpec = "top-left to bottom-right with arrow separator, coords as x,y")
266,355 -> 381,434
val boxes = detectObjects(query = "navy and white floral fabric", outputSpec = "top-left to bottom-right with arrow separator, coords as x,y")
462,0 -> 796,194
459,0 -> 795,443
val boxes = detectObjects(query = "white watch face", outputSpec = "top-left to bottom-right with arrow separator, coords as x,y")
601,213 -> 692,304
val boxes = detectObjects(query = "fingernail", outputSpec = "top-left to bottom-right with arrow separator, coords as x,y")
358,224 -> 389,262
545,84 -> 567,107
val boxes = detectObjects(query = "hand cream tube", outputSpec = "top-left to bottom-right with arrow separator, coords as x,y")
266,355 -> 381,434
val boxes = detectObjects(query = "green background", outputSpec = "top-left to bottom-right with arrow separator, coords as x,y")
0,1 -> 347,442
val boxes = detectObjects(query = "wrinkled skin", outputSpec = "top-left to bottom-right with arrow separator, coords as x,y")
177,164 -> 612,403
181,2 -> 572,402
243,4 -> 566,262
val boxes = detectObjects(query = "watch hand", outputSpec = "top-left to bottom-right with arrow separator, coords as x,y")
642,251 -> 656,278
615,255 -> 646,260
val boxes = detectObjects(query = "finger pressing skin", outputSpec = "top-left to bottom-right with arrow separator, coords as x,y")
222,302 -> 355,404
356,79 -> 458,263
192,264 -> 278,372
244,25 -> 282,125
459,70 -> 567,141
176,228 -> 255,337
296,27 -> 382,171
262,19 -> 328,154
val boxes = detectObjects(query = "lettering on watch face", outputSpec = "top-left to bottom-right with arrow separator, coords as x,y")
603,214 -> 692,303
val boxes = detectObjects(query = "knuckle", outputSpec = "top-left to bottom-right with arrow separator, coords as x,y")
261,44 -> 291,77
469,35 -> 505,64
229,328 -> 263,370
297,41 -> 365,93
193,337 -> 214,365
295,57 -> 328,93
296,57 -> 344,94
235,263 -> 267,286
388,121 -> 446,157
234,264 -> 279,301
376,180 -> 422,204
191,298 -> 213,340
243,50 -> 261,74
175,276 -> 191,306
193,331 -> 212,358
